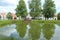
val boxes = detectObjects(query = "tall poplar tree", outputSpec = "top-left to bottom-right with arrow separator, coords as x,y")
16,0 -> 27,18
29,0 -> 41,19
43,0 -> 56,19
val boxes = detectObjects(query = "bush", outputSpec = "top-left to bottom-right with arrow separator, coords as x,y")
57,13 -> 60,20
7,12 -> 12,19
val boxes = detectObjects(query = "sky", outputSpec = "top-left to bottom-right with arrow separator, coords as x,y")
0,0 -> 60,14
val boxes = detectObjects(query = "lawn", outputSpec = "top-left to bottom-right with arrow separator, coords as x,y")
0,20 -> 60,27
0,20 -> 15,27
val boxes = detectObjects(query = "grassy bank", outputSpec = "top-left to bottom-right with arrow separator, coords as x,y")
32,20 -> 60,23
0,20 -> 15,27
0,20 -> 60,27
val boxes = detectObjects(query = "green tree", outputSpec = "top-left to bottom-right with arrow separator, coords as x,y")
0,16 -> 1,19
7,12 -> 12,19
16,0 -> 27,18
43,0 -> 56,20
57,13 -> 60,20
29,0 -> 41,19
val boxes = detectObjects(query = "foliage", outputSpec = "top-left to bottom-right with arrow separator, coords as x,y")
0,20 -> 15,27
29,0 -> 42,18
29,22 -> 41,40
16,0 -> 27,18
16,21 -> 27,38
42,23 -> 55,40
0,20 -> 60,27
7,12 -> 12,19
43,0 -> 56,19
57,12 -> 60,20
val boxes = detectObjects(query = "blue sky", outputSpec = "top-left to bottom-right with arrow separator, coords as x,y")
0,0 -> 60,14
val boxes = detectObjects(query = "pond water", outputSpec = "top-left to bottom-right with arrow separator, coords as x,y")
0,23 -> 60,40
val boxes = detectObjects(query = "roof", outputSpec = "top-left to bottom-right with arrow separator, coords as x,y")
11,13 -> 17,17
1,12 -> 6,16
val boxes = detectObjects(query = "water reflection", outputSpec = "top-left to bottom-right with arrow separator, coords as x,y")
42,23 -> 55,40
16,21 -> 27,39
57,23 -> 60,26
0,22 -> 60,40
0,24 -> 16,36
24,24 -> 31,40
39,29 -> 45,40
0,24 -> 20,40
29,22 -> 41,40
51,24 -> 60,40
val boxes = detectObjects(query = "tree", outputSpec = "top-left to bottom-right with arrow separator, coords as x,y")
16,0 -> 27,18
57,13 -> 60,20
29,0 -> 41,19
0,16 -> 1,19
7,12 -> 12,19
43,0 -> 56,20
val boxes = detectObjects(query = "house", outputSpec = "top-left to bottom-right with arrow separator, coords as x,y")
35,14 -> 45,20
11,13 -> 17,20
0,12 -> 7,20
26,13 -> 32,20
48,14 -> 57,20
39,14 -> 45,20
0,12 -> 17,20
53,14 -> 57,20
35,14 -> 57,20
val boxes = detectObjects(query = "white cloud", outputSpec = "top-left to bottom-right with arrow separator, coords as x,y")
24,0 -> 30,13
2,0 -> 19,5
54,0 -> 60,13
0,0 -> 60,13
0,0 -> 19,13
0,6 -> 16,13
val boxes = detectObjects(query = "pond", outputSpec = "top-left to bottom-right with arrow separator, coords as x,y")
0,23 -> 60,40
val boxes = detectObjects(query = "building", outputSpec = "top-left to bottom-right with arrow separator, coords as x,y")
11,13 -> 17,20
0,12 -> 17,20
26,13 -> 32,20
0,12 -> 7,20
48,14 -> 57,20
35,14 -> 57,20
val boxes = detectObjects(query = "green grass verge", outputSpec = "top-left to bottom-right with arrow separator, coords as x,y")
0,20 -> 60,27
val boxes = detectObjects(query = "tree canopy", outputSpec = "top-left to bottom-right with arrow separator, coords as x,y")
16,0 -> 27,18
7,12 -> 12,19
29,0 -> 42,19
57,13 -> 60,20
43,0 -> 56,19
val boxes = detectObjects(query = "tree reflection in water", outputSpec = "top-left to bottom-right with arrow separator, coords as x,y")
16,21 -> 27,38
42,23 -> 55,40
16,21 -> 55,40
29,22 -> 41,40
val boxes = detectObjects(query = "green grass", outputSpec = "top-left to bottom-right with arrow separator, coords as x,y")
32,20 -> 60,23
0,20 -> 15,27
0,20 -> 60,27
